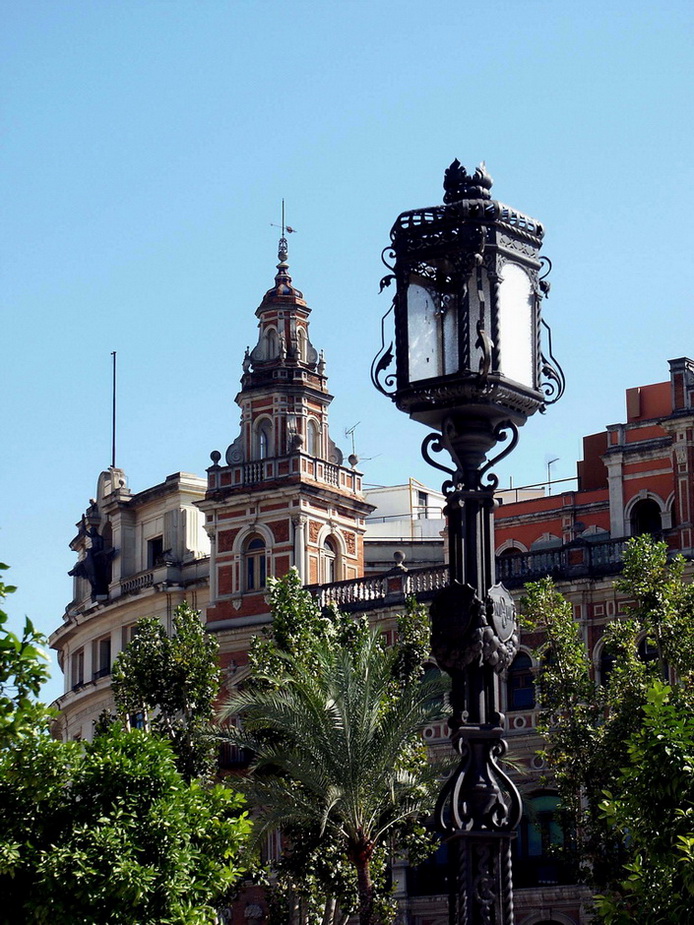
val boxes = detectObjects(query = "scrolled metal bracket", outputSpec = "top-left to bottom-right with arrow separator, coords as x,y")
477,420 -> 519,489
539,255 -> 552,297
370,299 -> 397,398
539,318 -> 566,408
421,432 -> 456,481
381,245 -> 396,274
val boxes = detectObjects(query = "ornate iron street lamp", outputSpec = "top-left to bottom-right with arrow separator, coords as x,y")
372,161 -> 564,925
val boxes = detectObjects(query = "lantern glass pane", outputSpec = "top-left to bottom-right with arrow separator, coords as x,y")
442,298 -> 459,377
498,263 -> 534,389
407,284 -> 442,381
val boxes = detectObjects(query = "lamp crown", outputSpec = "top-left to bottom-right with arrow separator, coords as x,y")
443,160 -> 494,204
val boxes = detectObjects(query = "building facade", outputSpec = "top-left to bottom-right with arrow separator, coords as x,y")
51,469 -> 210,740
50,240 -> 694,924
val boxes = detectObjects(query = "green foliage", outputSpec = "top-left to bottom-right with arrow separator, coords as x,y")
0,563 -> 53,745
223,571 -> 447,925
0,573 -> 251,923
0,725 -> 251,924
593,680 -> 694,923
521,535 -> 694,917
111,604 -> 221,780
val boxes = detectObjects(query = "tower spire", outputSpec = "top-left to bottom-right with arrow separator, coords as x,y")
272,198 -> 296,265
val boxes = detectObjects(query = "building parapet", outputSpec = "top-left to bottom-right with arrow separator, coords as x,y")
308,565 -> 449,611
207,452 -> 363,497
312,539 -> 633,610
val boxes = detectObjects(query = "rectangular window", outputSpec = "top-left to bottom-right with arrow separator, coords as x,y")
92,635 -> 111,680
122,623 -> 140,648
417,491 -> 429,519
246,554 -> 266,590
147,536 -> 165,569
71,648 -> 85,690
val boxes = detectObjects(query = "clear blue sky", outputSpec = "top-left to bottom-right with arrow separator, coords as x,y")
2,1 -> 693,701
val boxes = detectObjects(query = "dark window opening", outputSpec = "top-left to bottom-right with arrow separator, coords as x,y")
246,537 -> 266,591
499,545 -> 524,557
417,490 -> 429,519
513,792 -> 573,888
508,652 -> 536,711
93,636 -> 111,680
147,536 -> 165,569
630,499 -> 662,537
71,648 -> 85,690
599,646 -> 616,686
323,537 -> 337,584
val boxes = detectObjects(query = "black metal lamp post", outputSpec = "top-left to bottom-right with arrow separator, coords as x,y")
372,161 -> 564,925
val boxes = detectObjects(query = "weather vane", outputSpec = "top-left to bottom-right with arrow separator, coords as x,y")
270,199 -> 296,262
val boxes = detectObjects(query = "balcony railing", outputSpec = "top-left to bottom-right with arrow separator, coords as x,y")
208,452 -> 363,496
497,538 -> 628,588
313,540 -> 630,612
120,570 -> 155,594
309,565 -> 448,611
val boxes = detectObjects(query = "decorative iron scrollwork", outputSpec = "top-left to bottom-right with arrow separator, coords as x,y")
539,255 -> 552,297
435,730 -> 523,835
477,421 -> 519,490
371,300 -> 397,398
540,318 -> 566,407
476,320 -> 493,381
421,432 -> 456,480
381,245 -> 396,274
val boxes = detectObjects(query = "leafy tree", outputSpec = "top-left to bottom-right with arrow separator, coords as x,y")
521,535 -> 694,918
111,603 -> 221,781
0,724 -> 251,924
595,681 -> 694,923
0,562 -> 52,745
222,570 -> 447,925
0,571 -> 252,924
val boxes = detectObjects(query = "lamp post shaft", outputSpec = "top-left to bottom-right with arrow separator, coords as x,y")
435,476 -> 519,925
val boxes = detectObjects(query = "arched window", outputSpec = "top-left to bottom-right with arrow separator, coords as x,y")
630,499 -> 662,537
296,328 -> 307,362
507,652 -> 535,711
264,329 -> 278,360
245,536 -> 266,591
323,537 -> 338,584
597,643 -> 616,687
255,421 -> 273,460
499,545 -> 524,557
307,420 -> 320,457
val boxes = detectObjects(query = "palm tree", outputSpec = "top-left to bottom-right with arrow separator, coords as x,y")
222,626 -> 447,925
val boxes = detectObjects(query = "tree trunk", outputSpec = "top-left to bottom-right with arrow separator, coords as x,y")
321,895 -> 337,925
354,853 -> 375,925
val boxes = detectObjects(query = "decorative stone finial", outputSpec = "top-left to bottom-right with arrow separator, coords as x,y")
278,235 -> 288,264
443,159 -> 493,203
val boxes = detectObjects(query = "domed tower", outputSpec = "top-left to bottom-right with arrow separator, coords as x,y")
199,234 -> 374,657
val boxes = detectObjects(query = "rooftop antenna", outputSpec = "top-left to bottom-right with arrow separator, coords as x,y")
345,422 -> 361,468
546,456 -> 560,495
111,351 -> 117,469
270,199 -> 297,262
345,422 -> 360,457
